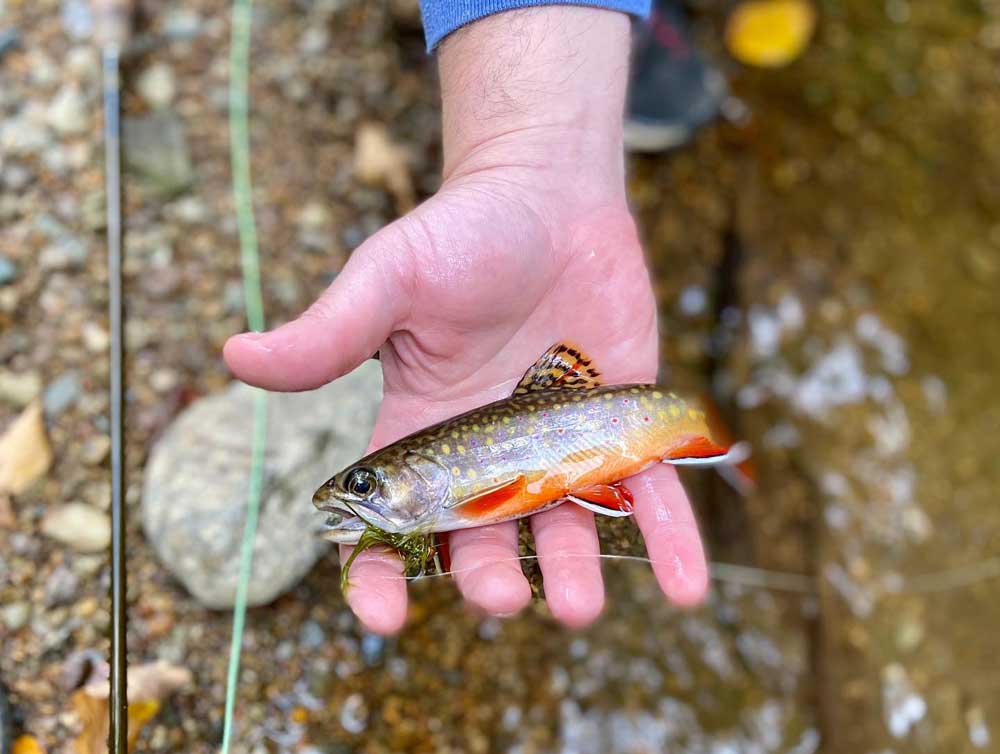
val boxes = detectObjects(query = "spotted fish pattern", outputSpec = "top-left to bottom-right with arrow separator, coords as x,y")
314,342 -> 745,543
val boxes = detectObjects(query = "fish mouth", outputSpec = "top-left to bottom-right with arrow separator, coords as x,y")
318,508 -> 367,544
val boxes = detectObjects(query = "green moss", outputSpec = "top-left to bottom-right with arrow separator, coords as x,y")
340,525 -> 439,593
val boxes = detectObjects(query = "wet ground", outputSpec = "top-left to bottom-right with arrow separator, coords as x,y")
1,0 -> 999,752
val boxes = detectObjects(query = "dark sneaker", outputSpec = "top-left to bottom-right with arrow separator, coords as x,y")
625,2 -> 728,153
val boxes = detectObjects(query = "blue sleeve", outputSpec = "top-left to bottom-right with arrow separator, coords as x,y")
419,0 -> 651,51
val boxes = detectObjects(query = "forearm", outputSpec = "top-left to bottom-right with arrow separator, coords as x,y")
437,6 -> 632,190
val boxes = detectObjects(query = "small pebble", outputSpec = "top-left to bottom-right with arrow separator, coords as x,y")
163,8 -> 203,39
360,633 -> 385,665
44,565 -> 81,607
81,434 -> 111,466
43,372 -> 82,418
41,502 -> 111,553
1,601 -> 31,631
0,257 -> 17,286
61,0 -> 93,39
150,368 -> 179,393
65,45 -> 99,82
137,62 -> 177,109
82,322 -> 110,352
0,28 -> 20,59
39,238 -> 89,270
46,84 -> 90,135
0,370 -> 42,405
300,620 -> 325,649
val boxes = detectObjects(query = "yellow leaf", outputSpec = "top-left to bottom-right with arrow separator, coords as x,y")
127,700 -> 161,751
0,401 -> 52,495
726,0 -> 817,68
12,736 -> 46,754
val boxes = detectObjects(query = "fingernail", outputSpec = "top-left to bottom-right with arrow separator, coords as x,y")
235,332 -> 273,352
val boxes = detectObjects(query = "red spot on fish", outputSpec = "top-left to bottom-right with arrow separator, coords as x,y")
644,416 -> 650,422
611,417 -> 619,425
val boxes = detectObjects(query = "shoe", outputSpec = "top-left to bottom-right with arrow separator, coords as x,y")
625,1 -> 728,153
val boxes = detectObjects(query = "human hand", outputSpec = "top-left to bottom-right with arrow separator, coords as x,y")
224,6 -> 708,634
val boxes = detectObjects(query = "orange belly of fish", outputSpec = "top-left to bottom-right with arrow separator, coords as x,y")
458,434 -> 669,522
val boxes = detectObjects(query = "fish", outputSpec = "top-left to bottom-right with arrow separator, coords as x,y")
314,341 -> 748,544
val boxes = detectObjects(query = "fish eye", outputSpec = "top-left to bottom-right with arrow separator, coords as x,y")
345,468 -> 376,498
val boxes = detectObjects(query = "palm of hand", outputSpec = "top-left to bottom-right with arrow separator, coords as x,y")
225,172 -> 708,634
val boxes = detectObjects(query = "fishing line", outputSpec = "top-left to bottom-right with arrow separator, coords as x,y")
221,0 -> 268,752
372,553 -> 814,592
372,551 -> 1000,596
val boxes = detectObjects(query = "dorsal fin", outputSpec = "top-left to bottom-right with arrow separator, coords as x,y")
513,341 -> 602,395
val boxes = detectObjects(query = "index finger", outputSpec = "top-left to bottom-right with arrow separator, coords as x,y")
338,544 -> 409,634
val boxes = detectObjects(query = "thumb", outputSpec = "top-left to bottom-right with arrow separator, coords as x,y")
223,225 -> 412,391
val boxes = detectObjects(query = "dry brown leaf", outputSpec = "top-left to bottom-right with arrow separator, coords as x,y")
71,660 -> 192,754
0,401 -> 53,495
354,122 -> 415,212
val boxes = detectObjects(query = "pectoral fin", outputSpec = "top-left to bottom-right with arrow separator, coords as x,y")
566,482 -> 635,517
513,341 -> 602,395
448,476 -> 528,518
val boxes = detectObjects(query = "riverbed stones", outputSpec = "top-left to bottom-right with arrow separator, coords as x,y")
141,361 -> 382,609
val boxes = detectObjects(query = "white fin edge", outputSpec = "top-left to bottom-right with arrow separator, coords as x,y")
663,441 -> 752,467
565,495 -> 635,518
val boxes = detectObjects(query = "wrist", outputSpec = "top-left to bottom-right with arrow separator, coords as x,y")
438,6 -> 631,189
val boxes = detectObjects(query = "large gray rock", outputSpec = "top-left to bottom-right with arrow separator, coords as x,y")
142,362 -> 381,608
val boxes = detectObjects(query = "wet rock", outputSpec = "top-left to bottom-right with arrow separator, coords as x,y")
141,361 -> 382,609
137,63 -> 177,109
46,84 -> 89,135
123,111 -> 195,197
43,372 -> 82,419
0,370 -> 40,406
41,502 -> 112,553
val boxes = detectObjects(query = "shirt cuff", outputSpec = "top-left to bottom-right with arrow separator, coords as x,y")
419,0 -> 652,51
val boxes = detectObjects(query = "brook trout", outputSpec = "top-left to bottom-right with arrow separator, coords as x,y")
314,342 -> 746,543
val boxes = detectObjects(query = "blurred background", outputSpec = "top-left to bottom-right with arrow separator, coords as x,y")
1,0 -> 999,752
